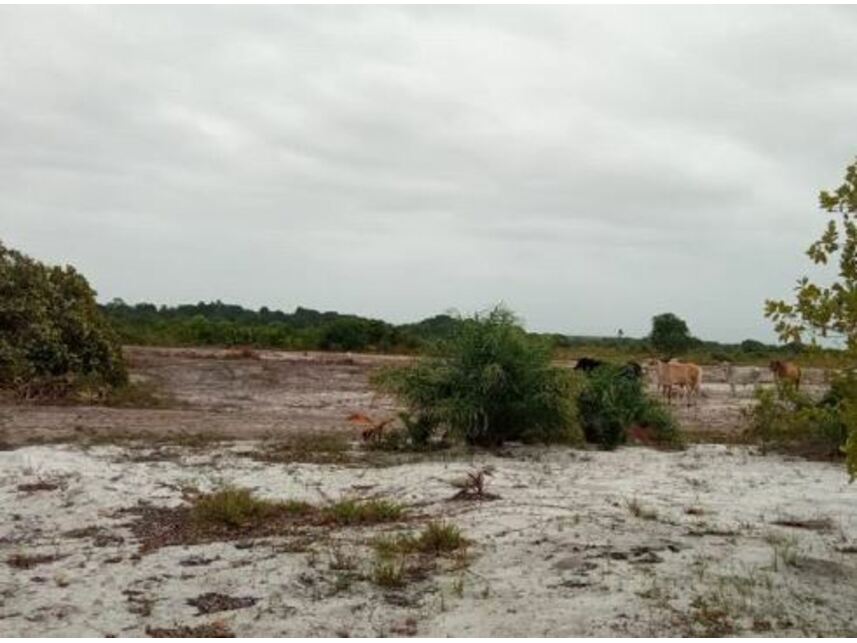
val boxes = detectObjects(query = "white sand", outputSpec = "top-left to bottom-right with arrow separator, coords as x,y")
2,443 -> 857,636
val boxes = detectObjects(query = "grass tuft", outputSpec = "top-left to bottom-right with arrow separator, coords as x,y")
372,558 -> 406,588
191,487 -> 281,528
373,521 -> 467,558
324,498 -> 405,525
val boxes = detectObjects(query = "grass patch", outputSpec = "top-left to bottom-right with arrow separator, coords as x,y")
370,521 -> 469,589
373,521 -> 468,557
191,487 -> 286,528
7,552 -> 65,569
323,498 -> 405,525
145,621 -> 235,638
17,479 -> 63,493
252,431 -> 354,465
103,379 -> 179,408
123,488 -> 406,553
372,558 -> 407,588
414,521 -> 467,554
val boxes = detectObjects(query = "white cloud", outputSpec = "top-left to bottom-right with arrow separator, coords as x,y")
1,6 -> 856,341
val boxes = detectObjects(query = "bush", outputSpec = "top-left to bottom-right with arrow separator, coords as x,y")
0,242 -> 127,395
373,306 -> 582,447
577,365 -> 682,450
745,374 -> 857,458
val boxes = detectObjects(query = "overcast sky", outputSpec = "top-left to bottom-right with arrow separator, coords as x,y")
2,6 -> 856,342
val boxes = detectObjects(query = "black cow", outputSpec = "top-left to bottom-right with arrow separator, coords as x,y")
573,357 -> 605,373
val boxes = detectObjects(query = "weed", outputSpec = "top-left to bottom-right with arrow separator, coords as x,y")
327,545 -> 358,571
191,487 -> 281,528
324,498 -> 405,525
145,621 -> 235,638
373,558 -> 406,588
689,593 -> 736,637
253,432 -> 353,465
6,552 -> 65,569
373,522 -> 467,558
416,521 -> 467,555
449,467 -> 500,501
626,497 -> 659,521
767,534 -> 800,571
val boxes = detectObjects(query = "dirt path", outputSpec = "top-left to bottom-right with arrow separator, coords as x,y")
0,346 -> 831,448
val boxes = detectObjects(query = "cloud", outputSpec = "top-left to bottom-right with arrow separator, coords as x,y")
1,6 -> 856,341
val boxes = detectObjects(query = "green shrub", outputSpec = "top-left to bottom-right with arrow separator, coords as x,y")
746,374 -> 857,458
577,365 -> 682,450
0,242 -> 127,395
373,306 -> 582,447
636,399 -> 684,446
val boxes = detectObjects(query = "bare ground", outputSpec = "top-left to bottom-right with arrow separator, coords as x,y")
1,347 -> 855,636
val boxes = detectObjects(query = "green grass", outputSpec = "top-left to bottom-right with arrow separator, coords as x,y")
373,521 -> 467,557
415,521 -> 467,554
324,498 -> 405,525
191,487 -> 282,527
372,559 -> 406,588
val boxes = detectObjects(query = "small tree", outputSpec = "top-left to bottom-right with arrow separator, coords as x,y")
373,305 -> 581,447
0,241 -> 127,394
765,158 -> 857,353
649,313 -> 693,356
763,158 -> 857,479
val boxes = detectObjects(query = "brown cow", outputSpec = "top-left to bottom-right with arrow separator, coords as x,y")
769,360 -> 801,390
650,359 -> 703,405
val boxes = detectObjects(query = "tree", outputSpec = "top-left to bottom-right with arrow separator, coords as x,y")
649,313 -> 693,356
765,158 -> 857,354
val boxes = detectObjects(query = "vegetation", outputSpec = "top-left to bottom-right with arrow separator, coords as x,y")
373,306 -> 582,447
323,498 -> 406,525
372,558 -> 407,588
762,158 -> 857,472
0,241 -> 127,397
191,487 -> 287,527
765,157 -> 857,354
745,373 -> 857,460
649,312 -> 696,356
576,364 -> 682,450
101,299 -> 455,353
373,521 -> 467,557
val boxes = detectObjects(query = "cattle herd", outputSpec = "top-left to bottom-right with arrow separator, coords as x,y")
573,356 -> 802,405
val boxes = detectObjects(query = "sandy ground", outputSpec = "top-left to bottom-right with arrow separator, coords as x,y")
2,443 -> 857,636
1,347 -> 854,636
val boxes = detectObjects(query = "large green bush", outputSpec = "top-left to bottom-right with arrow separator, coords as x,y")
746,373 -> 857,459
576,365 -> 682,450
0,242 -> 127,396
373,306 -> 582,447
